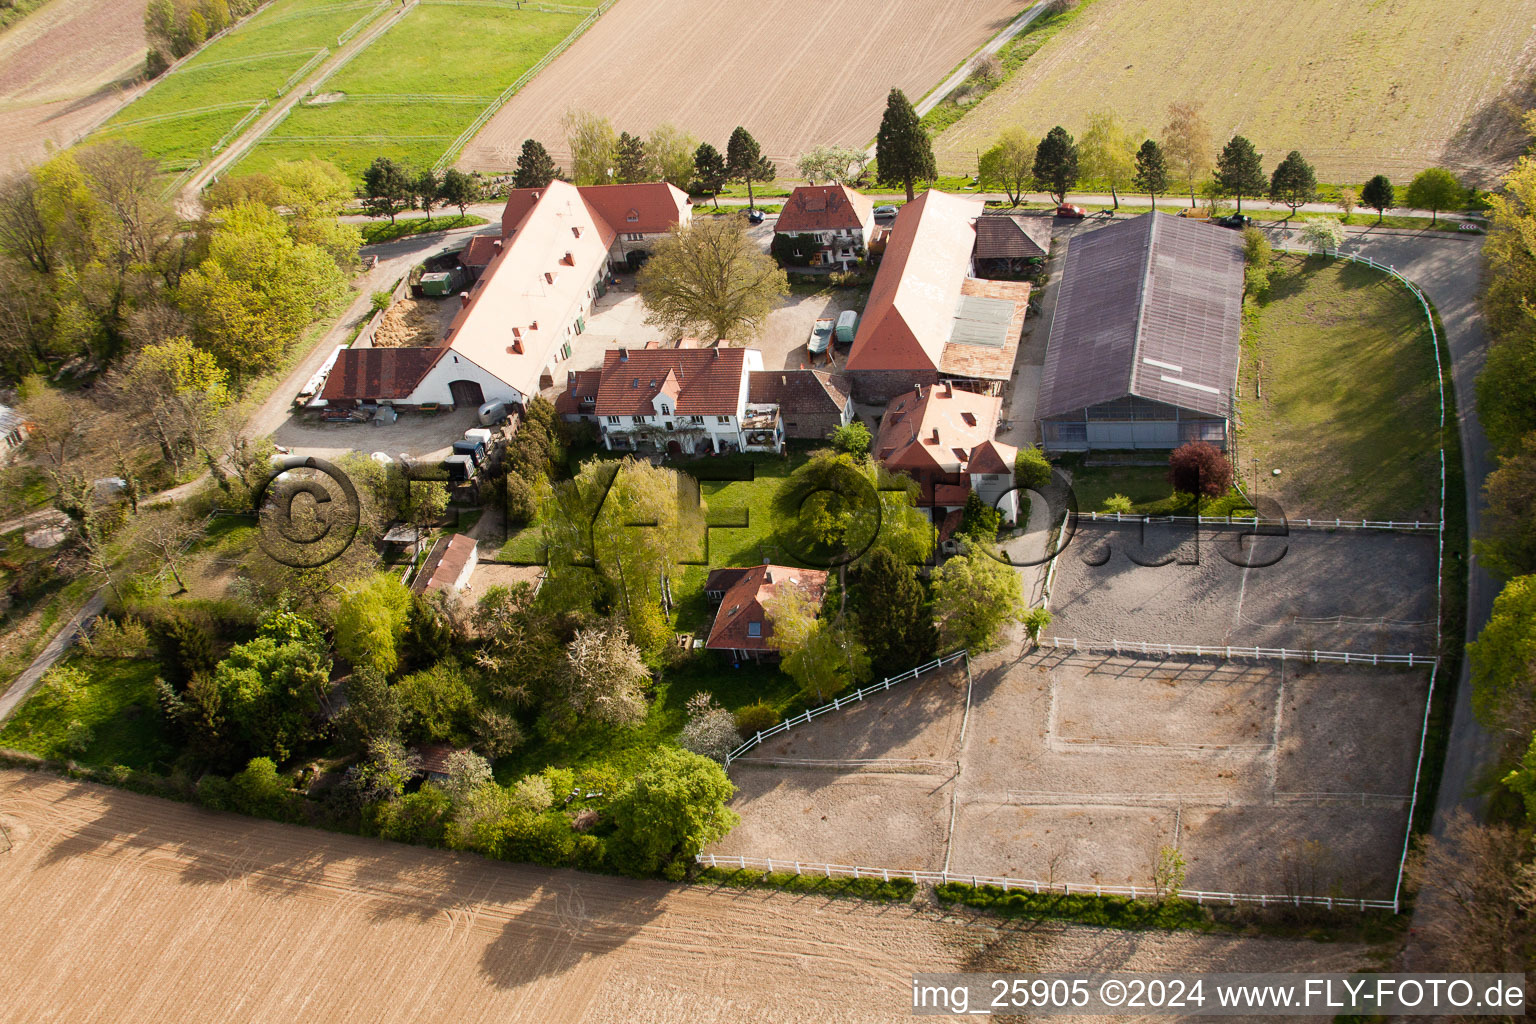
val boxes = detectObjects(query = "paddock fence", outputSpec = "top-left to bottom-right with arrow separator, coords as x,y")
1036,636 -> 1436,668
1068,510 -> 1442,532
695,854 -> 1398,912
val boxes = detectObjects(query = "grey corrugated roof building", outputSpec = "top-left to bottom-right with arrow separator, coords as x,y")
1037,212 -> 1244,451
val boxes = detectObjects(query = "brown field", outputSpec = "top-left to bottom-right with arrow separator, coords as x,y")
458,0 -> 1027,174
0,769 -> 1374,1022
933,0 -> 1536,186
0,0 -> 148,169
711,651 -> 1427,900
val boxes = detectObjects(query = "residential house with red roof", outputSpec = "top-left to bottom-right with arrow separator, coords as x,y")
873,381 -> 1019,522
774,185 -> 875,268
320,181 -> 690,413
745,369 -> 852,440
587,346 -> 778,455
843,190 -> 1029,402
704,563 -> 829,662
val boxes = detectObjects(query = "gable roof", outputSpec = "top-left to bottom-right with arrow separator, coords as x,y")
706,563 -> 829,652
460,234 -> 501,268
845,190 -> 985,373
554,368 -> 602,415
1039,212 -> 1243,420
968,438 -> 1017,474
412,534 -> 477,595
746,369 -> 851,415
578,182 -> 691,235
593,347 -> 748,416
321,347 -> 439,401
873,382 -> 1002,477
775,185 -> 874,234
973,213 -> 1050,260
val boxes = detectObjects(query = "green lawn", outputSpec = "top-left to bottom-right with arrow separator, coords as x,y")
1062,459 -> 1254,517
1236,255 -> 1440,520
359,213 -> 487,245
94,0 -> 390,165
0,655 -> 174,770
241,3 -> 587,179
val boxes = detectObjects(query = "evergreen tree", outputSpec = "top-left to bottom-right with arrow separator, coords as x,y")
1032,125 -> 1080,204
875,88 -> 935,202
438,168 -> 476,217
692,142 -> 728,208
1268,150 -> 1318,214
851,548 -> 936,678
1215,135 -> 1265,213
616,131 -> 648,184
1133,139 -> 1169,210
726,127 -> 775,210
360,156 -> 412,224
513,138 -> 560,189
1361,174 -> 1395,224
411,168 -> 439,222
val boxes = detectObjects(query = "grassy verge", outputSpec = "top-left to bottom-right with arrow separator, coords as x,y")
1058,456 -> 1254,517
695,866 -> 917,902
0,654 -> 174,770
0,0 -> 52,31
360,213 -> 487,245
1236,255 -> 1441,520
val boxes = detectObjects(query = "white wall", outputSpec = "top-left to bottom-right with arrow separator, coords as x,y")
408,351 -> 521,407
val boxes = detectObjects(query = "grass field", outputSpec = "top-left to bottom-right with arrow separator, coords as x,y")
0,655 -> 173,769
93,0 -> 390,166
1236,255 -> 1440,520
238,2 -> 591,179
932,0 -> 1536,186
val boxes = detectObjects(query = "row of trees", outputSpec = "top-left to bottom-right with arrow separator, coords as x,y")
358,158 -> 481,225
143,0 -> 264,75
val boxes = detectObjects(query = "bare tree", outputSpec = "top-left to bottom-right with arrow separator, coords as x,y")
134,505 -> 199,593
562,622 -> 649,727
1405,809 -> 1535,973
0,170 -> 50,273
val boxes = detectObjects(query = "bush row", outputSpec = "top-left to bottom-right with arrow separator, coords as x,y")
934,882 -> 1213,930
696,866 -> 916,902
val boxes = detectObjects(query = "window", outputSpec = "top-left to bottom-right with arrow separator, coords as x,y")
747,622 -> 762,638
632,416 -> 644,424
716,415 -> 731,424
625,233 -> 643,242
606,416 -> 621,424
689,415 -> 705,424
1049,421 -> 1087,443
659,404 -> 670,415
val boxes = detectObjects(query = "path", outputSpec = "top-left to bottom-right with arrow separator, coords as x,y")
913,2 -> 1049,119
0,592 -> 105,722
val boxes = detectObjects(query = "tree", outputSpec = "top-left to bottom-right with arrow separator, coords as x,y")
615,131 -> 648,184
1022,606 -> 1052,644
442,749 -> 493,802
1479,436 -> 1536,580
636,215 -> 787,342
561,623 -> 649,727
692,143 -> 728,208
412,168 -> 440,221
1215,136 -> 1265,213
1162,100 -> 1212,207
1468,574 -> 1536,739
1298,217 -> 1344,255
438,168 -> 476,217
344,738 -> 420,805
931,548 -> 1024,651
1479,159 -> 1536,453
768,580 -> 870,702
360,157 -> 412,224
513,138 -> 560,189
1014,445 -> 1051,490
1268,150 -> 1318,214
725,126 -> 775,210
109,335 -> 230,475
1032,126 -> 1079,205
1243,226 -> 1272,297
1168,441 -> 1232,497
1078,111 -> 1136,210
16,374 -> 88,500
0,169 -> 51,273
1336,186 -> 1357,219
827,419 -> 871,458
334,573 -> 413,677
133,505 -> 198,593
850,547 -> 936,678
875,89 -> 935,202
647,124 -> 698,190
395,660 -> 478,744
977,128 -> 1036,207
208,632 -> 331,761
608,747 -> 739,877
231,758 -> 297,820
1404,167 -> 1464,224
338,667 -> 402,748
1151,845 -> 1187,902
1360,174 -> 1395,224
1133,139 -> 1169,210
562,109 -> 617,186
797,145 -> 868,186
959,489 -> 1001,540
678,694 -> 737,763
1403,809 -> 1535,973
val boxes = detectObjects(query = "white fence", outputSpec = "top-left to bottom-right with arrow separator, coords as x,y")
723,651 -> 968,767
1070,510 -> 1441,532
1038,636 -> 1435,667
695,854 -> 1397,912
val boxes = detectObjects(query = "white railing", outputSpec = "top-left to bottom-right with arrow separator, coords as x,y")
695,854 -> 1397,912
1038,636 -> 1435,667
1070,510 -> 1441,531
1038,508 -> 1069,607
209,101 -> 268,155
278,49 -> 330,97
724,651 -> 968,766
337,0 -> 390,45
431,0 -> 616,171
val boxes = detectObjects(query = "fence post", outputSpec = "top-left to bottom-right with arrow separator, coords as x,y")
853,865 -> 859,879
795,861 -> 800,875
883,868 -> 889,882
767,858 -> 773,873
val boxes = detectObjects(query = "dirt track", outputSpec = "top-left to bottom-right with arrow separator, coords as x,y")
0,769 -> 1374,1022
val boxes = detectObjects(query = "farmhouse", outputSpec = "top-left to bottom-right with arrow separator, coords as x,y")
321,181 -> 689,413
745,369 -> 853,440
843,190 -> 1029,401
874,382 -> 1018,521
1037,212 -> 1243,451
773,184 -> 875,267
583,347 -> 781,455
704,563 -> 829,662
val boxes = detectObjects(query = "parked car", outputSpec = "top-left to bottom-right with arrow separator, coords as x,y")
873,205 -> 898,219
1177,207 -> 1212,220
1217,214 -> 1252,229
746,208 -> 765,224
1056,204 -> 1087,219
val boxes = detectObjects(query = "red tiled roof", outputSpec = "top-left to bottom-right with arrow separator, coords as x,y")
746,369 -> 851,414
321,347 -> 441,401
706,563 -> 829,652
461,234 -> 501,268
578,182 -> 691,235
967,439 -> 1017,474
594,348 -> 747,417
413,743 -> 467,777
412,534 -> 477,595
775,185 -> 874,234
874,383 -> 1002,478
555,368 -> 602,415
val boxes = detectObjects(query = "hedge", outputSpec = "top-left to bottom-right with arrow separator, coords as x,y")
935,882 -> 1213,931
696,866 -> 916,902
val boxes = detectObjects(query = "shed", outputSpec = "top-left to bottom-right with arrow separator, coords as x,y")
412,534 -> 478,596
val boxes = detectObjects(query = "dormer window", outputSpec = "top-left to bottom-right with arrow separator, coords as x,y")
626,209 -> 639,223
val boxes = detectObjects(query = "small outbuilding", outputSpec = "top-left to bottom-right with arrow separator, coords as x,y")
412,533 -> 478,596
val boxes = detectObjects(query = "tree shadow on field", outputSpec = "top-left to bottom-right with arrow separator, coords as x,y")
477,878 -> 667,989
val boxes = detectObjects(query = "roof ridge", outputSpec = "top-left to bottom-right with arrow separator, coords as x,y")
1125,213 -> 1158,401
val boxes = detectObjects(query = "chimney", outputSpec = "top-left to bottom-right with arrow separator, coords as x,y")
571,226 -> 582,238
459,291 -> 470,308
931,427 -> 940,443
713,347 -> 721,359
492,239 -> 503,253
568,370 -> 576,385
530,320 -> 538,331
531,190 -> 540,200
618,347 -> 628,361
943,380 -> 954,397
562,251 -> 575,266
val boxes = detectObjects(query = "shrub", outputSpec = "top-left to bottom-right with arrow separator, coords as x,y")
1102,493 -> 1134,514
1014,445 -> 1052,490
370,289 -> 393,312
231,757 -> 300,822
1167,441 -> 1233,498
64,719 -> 95,755
195,773 -> 235,811
1022,607 -> 1052,645
697,867 -> 917,902
934,882 -> 1211,930
367,784 -> 451,846
828,420 -> 871,458
510,773 -> 555,813
1298,217 -> 1345,255
679,706 -> 739,763
395,660 -> 478,744
505,472 -> 536,526
80,615 -> 151,658
442,749 -> 493,801
733,701 -> 781,740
